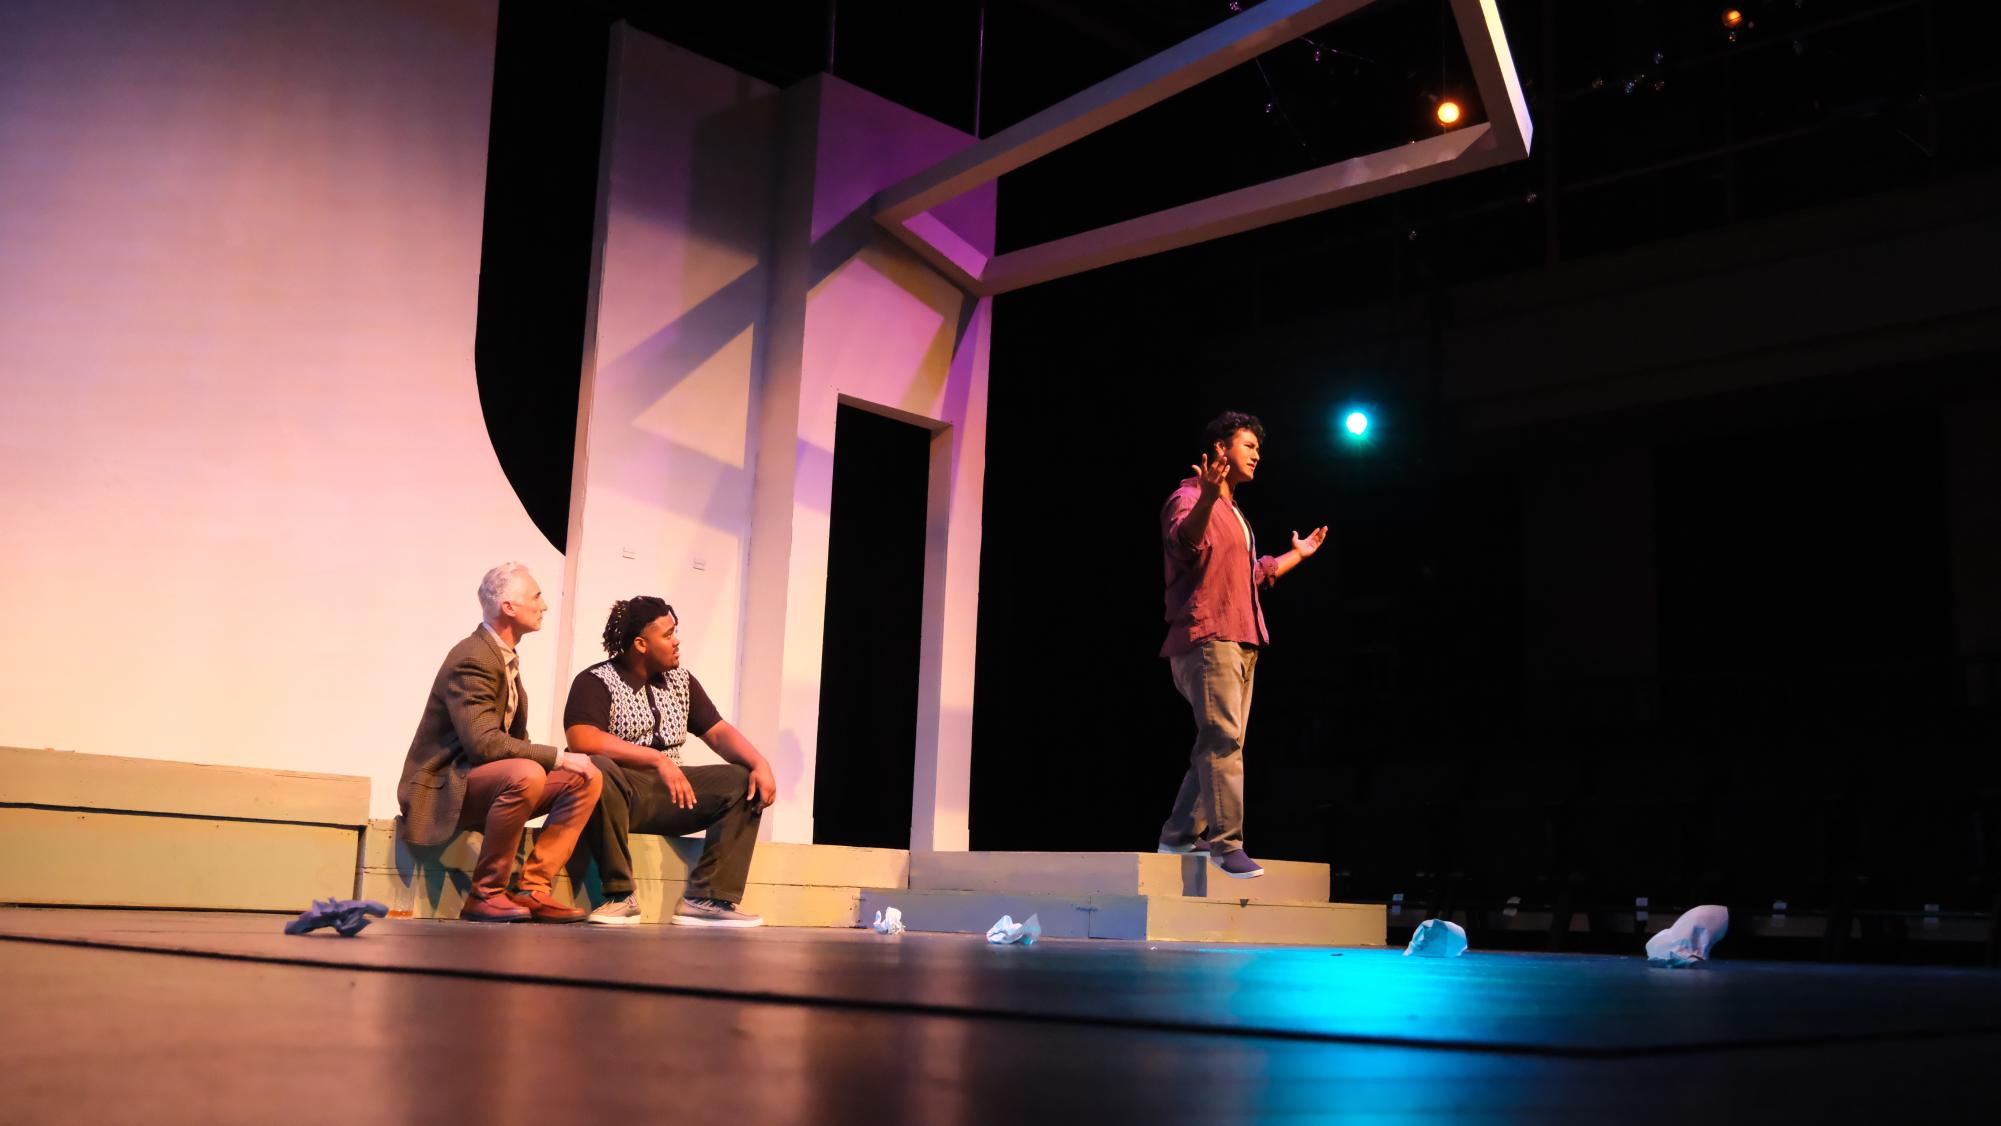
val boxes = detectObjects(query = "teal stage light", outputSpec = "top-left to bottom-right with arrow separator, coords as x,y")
1331,404 -> 1377,452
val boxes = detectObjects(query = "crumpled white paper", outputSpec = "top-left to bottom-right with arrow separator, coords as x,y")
1646,905 -> 1728,968
1403,918 -> 1469,957
985,913 -> 1042,945
871,906 -> 906,935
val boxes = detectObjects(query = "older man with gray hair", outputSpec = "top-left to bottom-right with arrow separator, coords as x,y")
396,563 -> 601,922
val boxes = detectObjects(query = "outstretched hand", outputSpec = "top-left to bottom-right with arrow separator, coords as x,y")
1191,452 -> 1229,498
1292,526 -> 1328,558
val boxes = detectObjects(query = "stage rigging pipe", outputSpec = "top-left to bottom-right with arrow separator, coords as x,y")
974,0 -> 987,137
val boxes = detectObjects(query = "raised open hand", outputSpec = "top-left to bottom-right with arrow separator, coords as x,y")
1292,525 -> 1328,557
1191,451 -> 1229,497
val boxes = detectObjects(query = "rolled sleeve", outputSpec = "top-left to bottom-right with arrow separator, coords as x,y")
1162,488 -> 1206,558
1254,554 -> 1280,589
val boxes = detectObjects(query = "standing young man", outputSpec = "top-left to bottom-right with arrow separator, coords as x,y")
1156,412 -> 1327,878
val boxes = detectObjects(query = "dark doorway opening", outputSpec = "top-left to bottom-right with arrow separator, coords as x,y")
813,403 -> 932,848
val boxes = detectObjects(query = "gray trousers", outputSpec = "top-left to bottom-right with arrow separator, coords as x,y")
583,759 -> 761,903
1160,640 -> 1258,855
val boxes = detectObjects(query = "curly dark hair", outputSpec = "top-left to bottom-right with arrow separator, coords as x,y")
601,596 -> 675,657
1202,410 -> 1266,455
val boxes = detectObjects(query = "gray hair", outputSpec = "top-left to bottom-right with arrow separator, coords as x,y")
477,562 -> 532,621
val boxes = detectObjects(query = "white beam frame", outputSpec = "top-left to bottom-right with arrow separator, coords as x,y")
874,0 -> 1532,295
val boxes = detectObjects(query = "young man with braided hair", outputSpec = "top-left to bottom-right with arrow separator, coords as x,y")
1156,411 -> 1327,879
566,596 -> 778,926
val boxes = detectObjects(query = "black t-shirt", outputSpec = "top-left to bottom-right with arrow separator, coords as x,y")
562,663 -> 724,742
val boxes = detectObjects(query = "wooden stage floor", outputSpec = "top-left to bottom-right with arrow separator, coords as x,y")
4,908 -> 2000,1122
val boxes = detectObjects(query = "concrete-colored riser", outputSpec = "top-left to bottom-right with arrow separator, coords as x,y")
2,807 -> 361,911
360,820 -> 877,926
357,868 -> 862,927
859,888 -> 1386,946
356,863 -> 517,920
1143,896 -> 1383,945
600,881 -> 860,926
908,850 -> 1330,903
1173,856 -> 1329,902
5,746 -> 1367,941
861,889 -> 1141,939
2,745 -> 369,824
360,821 -> 907,888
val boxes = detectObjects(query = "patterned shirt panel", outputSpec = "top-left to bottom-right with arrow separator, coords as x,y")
587,664 -> 690,763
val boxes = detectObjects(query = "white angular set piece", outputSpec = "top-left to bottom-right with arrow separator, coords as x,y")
875,0 -> 1532,295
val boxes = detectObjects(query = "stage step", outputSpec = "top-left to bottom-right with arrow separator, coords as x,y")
859,887 -> 1385,946
0,746 -> 369,912
358,819 -> 907,927
3,746 -> 1378,945
909,849 -> 1330,903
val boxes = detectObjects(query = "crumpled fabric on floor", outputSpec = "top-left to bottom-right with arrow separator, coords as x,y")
1403,918 -> 1469,957
986,913 -> 1041,945
284,898 -> 389,937
871,907 -> 906,935
1646,905 -> 1729,968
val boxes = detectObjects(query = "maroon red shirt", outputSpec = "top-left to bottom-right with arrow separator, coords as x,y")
1159,477 -> 1280,658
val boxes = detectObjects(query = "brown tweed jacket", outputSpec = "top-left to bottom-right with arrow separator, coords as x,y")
396,626 -> 562,846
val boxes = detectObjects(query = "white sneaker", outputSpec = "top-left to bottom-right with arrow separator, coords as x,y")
588,894 -> 642,926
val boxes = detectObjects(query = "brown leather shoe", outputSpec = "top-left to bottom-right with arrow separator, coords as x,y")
507,889 -> 588,924
459,893 -> 530,923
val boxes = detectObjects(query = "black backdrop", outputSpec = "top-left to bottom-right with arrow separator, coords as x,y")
466,4 -> 2001,943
